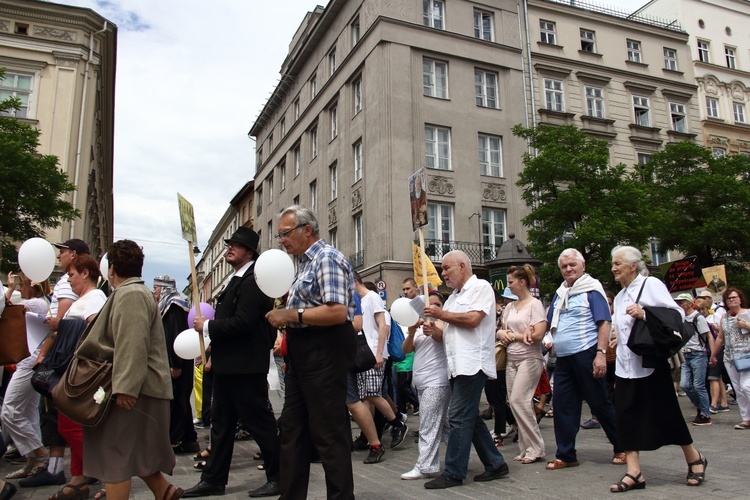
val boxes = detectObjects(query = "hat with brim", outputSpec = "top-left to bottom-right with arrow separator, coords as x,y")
224,227 -> 260,254
675,292 -> 694,303
697,290 -> 713,300
501,287 -> 518,301
53,239 -> 90,254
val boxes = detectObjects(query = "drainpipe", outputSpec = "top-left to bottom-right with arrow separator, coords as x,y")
70,21 -> 108,239
521,0 -> 536,129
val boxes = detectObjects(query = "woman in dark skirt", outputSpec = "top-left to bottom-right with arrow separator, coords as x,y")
609,245 -> 706,493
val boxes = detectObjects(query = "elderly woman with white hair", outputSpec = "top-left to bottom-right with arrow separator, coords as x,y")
609,245 -> 706,493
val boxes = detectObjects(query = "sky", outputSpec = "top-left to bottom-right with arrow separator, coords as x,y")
49,0 -> 650,293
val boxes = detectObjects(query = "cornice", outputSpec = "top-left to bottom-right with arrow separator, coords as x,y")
0,0 -> 113,32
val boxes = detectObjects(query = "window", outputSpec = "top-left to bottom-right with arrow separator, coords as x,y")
329,229 -> 338,249
543,78 -> 564,112
580,29 -> 595,52
330,105 -> 338,139
627,40 -> 642,63
423,0 -> 444,29
310,180 -> 318,211
0,72 -> 32,118
353,77 -> 362,114
664,48 -> 677,70
279,163 -> 286,191
310,127 -> 318,159
637,153 -> 652,182
706,97 -> 719,118
712,148 -> 726,158
267,175 -> 274,203
330,163 -> 338,200
268,132 -> 274,151
256,187 -> 263,215
650,239 -> 669,266
293,145 -> 301,176
426,203 -> 453,245
293,98 -> 300,121
474,11 -> 493,41
734,102 -> 746,123
697,41 -> 710,63
354,214 -> 363,255
351,16 -> 361,46
585,86 -> 605,118
670,103 -> 687,132
540,20 -> 556,44
478,134 -> 502,177
423,59 -> 448,99
475,69 -> 498,108
280,117 -> 286,137
329,49 -> 337,75
353,140 -> 363,181
631,96 -> 650,126
482,208 -> 506,258
293,195 -> 300,206
310,74 -> 317,100
425,126 -> 451,170
268,221 -> 273,249
725,46 -> 736,69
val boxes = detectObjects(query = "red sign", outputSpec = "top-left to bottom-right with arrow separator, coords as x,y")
663,256 -> 701,292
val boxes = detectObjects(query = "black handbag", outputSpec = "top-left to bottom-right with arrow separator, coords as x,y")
30,318 -> 87,398
626,278 -> 684,359
353,332 -> 376,373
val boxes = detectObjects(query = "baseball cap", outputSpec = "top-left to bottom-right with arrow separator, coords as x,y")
54,239 -> 90,254
675,293 -> 694,303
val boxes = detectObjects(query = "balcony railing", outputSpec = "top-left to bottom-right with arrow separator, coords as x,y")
423,239 -> 500,266
348,250 -> 364,269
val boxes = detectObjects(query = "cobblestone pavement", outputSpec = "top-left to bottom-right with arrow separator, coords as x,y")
2,393 -> 747,499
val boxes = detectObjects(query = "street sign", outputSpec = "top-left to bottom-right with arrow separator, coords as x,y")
375,280 -> 386,291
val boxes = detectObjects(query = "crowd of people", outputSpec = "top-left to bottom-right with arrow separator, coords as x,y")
1,206 -> 747,499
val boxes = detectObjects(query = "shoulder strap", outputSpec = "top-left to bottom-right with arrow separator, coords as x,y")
634,277 -> 648,305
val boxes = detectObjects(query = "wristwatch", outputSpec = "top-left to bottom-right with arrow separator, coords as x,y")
596,348 -> 607,354
297,308 -> 304,323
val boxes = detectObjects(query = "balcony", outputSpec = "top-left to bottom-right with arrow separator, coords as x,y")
348,250 -> 364,269
423,239 -> 499,266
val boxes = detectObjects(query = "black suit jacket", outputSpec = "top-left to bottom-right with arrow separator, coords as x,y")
210,262 -> 274,375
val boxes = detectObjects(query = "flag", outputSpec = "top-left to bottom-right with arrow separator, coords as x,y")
412,242 -> 442,288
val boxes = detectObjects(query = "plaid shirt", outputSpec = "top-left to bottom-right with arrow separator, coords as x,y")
286,238 -> 356,328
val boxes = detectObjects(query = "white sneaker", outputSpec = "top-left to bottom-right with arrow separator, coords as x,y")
401,468 -> 439,480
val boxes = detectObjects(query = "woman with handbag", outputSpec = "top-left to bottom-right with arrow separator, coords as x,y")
609,245 -> 706,493
1,273 -> 51,481
74,240 -> 180,500
713,287 -> 750,430
497,265 -> 547,464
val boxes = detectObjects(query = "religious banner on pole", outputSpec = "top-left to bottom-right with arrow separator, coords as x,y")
702,264 -> 728,294
176,193 -> 205,364
412,242 -> 442,288
408,168 -> 428,232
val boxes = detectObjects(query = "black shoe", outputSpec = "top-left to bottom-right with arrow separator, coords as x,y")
473,463 -> 510,482
424,475 -> 462,489
0,481 -> 17,500
390,423 -> 408,449
19,470 -> 66,487
363,445 -> 385,464
173,441 -> 201,454
352,435 -> 369,451
248,481 -> 280,498
183,480 -> 225,497
85,477 -> 100,485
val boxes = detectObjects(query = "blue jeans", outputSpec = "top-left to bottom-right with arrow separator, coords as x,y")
443,372 -> 505,480
681,352 -> 710,416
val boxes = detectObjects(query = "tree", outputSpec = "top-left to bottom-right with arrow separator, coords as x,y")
513,124 -> 652,298
645,141 -> 750,291
0,67 -> 79,271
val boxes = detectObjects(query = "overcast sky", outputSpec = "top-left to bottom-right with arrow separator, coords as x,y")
50,0 -> 649,293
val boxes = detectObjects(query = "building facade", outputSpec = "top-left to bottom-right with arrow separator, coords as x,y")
636,0 -> 750,157
249,0 -> 531,298
0,0 -> 116,258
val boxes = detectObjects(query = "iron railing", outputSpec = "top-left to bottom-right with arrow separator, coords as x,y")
422,239 -> 501,266
348,250 -> 364,269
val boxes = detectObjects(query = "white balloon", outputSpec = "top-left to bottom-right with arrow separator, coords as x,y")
99,253 -> 109,280
18,238 -> 56,282
390,297 -> 420,327
254,249 -> 295,298
173,329 -> 211,360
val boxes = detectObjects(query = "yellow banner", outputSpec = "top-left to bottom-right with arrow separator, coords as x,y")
412,242 -> 442,288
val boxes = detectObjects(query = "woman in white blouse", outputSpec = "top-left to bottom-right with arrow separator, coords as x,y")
609,246 -> 706,493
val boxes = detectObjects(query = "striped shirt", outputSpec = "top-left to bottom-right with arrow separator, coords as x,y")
286,238 -> 356,328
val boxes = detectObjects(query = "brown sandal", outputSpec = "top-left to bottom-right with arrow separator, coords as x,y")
611,453 -> 627,465
93,489 -> 106,500
49,483 -> 90,500
686,454 -> 707,486
546,459 -> 580,470
610,472 -> 645,492
162,484 -> 184,500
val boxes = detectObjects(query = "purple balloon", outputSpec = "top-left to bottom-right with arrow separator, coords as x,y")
187,302 -> 215,327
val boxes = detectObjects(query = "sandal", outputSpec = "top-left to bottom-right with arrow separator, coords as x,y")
162,484 -> 184,500
611,453 -> 627,465
546,459 -> 580,470
253,451 -> 263,461
49,483 -> 90,500
193,448 -> 210,461
5,465 -> 33,479
522,456 -> 544,464
610,472 -> 645,492
686,454 -> 707,486
535,407 -> 545,423
193,461 -> 206,471
94,489 -> 106,500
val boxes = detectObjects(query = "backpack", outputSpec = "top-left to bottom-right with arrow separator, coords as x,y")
682,316 -> 710,356
387,313 -> 406,362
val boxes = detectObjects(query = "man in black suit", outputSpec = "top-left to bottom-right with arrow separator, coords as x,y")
183,227 -> 281,498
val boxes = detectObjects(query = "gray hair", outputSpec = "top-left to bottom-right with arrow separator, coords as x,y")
443,250 -> 472,275
611,245 -> 648,276
279,205 -> 320,236
557,248 -> 585,268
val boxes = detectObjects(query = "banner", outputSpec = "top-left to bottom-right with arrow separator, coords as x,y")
177,193 -> 198,243
662,256 -> 701,292
408,168 -> 428,232
702,264 -> 727,294
412,242 -> 442,288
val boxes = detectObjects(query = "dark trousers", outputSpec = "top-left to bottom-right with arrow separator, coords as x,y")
202,373 -> 280,486
202,367 -> 214,426
170,366 -> 198,445
552,346 -> 621,462
280,324 -> 356,500
485,370 -> 513,434
395,371 -> 419,413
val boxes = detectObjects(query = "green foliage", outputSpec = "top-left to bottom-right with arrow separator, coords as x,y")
0,67 -> 79,271
513,124 -> 652,298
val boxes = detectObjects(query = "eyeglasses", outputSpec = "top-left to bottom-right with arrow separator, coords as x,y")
727,296 -> 740,301
224,242 -> 245,250
274,224 -> 305,240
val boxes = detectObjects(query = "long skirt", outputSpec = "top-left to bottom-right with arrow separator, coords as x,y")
615,362 -> 692,451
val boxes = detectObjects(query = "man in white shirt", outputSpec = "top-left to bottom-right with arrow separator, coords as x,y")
422,251 -> 507,489
676,293 -> 713,425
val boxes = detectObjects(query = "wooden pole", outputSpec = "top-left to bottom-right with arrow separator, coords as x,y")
188,242 -> 207,365
418,228 -> 433,324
